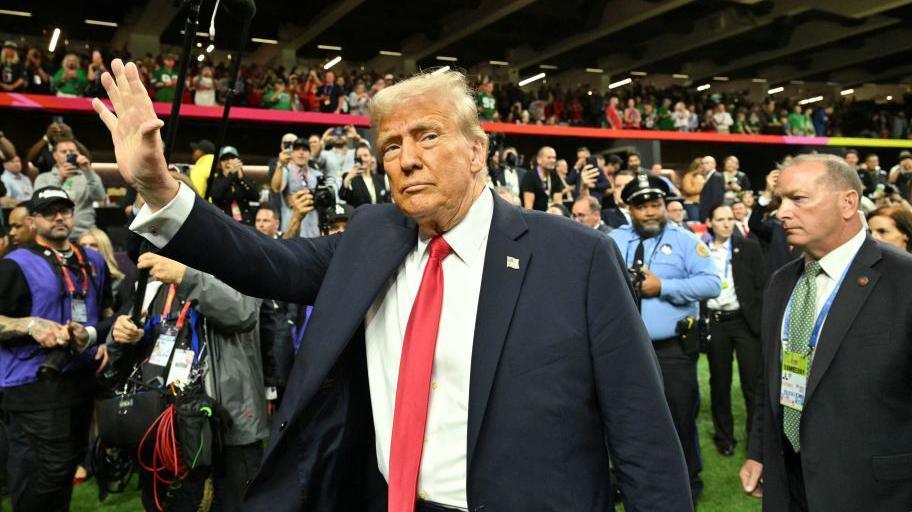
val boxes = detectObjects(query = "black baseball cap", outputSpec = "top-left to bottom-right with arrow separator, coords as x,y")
326,203 -> 354,224
900,150 -> 912,162
29,186 -> 75,213
292,137 -> 310,150
190,139 -> 215,155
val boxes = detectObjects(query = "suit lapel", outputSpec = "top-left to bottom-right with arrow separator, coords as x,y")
767,260 -> 802,416
805,238 -> 881,403
263,209 -> 417,461
466,194 -> 530,470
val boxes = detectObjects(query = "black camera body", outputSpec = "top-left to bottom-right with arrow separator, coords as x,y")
628,265 -> 646,307
38,345 -> 77,380
312,176 -> 337,234
66,153 -> 78,166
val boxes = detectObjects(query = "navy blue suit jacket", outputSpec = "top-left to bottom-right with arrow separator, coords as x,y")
158,190 -> 692,511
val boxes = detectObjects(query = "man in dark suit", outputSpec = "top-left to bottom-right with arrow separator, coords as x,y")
699,155 -> 725,223
93,59 -> 692,512
339,143 -> 390,207
739,154 -> 912,511
704,203 -> 765,457
601,170 -> 634,228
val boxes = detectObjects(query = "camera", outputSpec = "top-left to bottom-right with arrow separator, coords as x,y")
38,346 -> 76,380
66,153 -> 78,166
354,155 -> 363,167
283,141 -> 293,152
311,176 -> 337,234
586,155 -> 599,168
504,152 -> 518,168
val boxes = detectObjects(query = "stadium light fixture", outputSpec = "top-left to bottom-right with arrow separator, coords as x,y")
712,76 -> 729,81
318,45 -> 342,51
251,37 -> 278,44
697,83 -> 710,91
323,56 -> 342,70
768,86 -> 784,95
751,78 -> 767,83
0,9 -> 31,17
206,44 -> 215,53
85,19 -> 118,27
539,64 -> 557,70
840,88 -> 854,96
518,72 -> 546,87
608,77 -> 632,89
798,96 -> 823,105
490,60 -> 509,66
887,95 -> 893,101
196,42 -> 203,48
380,50 -> 402,57
197,54 -> 205,63
586,68 -> 604,74
630,71 -> 647,76
48,28 -> 61,52
672,74 -> 689,79
436,56 -> 458,62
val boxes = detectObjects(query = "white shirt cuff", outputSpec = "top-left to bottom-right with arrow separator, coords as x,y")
129,183 -> 196,248
86,326 -> 97,346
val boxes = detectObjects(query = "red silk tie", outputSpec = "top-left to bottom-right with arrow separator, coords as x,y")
388,236 -> 452,512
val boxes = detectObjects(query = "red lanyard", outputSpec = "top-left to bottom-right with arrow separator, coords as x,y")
36,240 -> 89,297
160,283 -> 192,329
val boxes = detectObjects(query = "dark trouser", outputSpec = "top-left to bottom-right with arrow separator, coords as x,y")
417,500 -> 465,512
139,440 -> 263,511
706,311 -> 761,450
653,338 -> 702,497
784,439 -> 809,512
6,401 -> 93,512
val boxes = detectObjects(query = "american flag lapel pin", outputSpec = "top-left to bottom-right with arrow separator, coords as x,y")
506,256 -> 519,269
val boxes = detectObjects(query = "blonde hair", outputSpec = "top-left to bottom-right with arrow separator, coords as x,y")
79,228 -> 125,281
369,69 -> 487,154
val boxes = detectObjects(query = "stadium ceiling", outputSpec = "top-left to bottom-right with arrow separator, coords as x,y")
4,0 -> 912,84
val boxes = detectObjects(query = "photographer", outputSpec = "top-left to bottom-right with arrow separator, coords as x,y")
567,146 -> 610,204
34,137 -> 106,239
489,146 -> 526,200
106,252 -> 266,511
339,143 -> 389,207
210,146 -> 258,225
0,186 -> 112,511
274,138 -> 322,237
1,41 -> 25,92
51,54 -> 88,98
320,125 -> 364,192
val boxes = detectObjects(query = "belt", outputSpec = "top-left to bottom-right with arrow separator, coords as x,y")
709,309 -> 741,323
416,500 -> 466,512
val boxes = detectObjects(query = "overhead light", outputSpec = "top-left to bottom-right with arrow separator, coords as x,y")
489,60 -> 509,66
713,76 -> 729,81
798,95 -> 823,105
887,95 -> 893,101
768,86 -> 784,95
196,31 -> 209,37
323,56 -> 342,70
0,9 -> 31,17
197,54 -> 205,63
790,80 -> 805,85
318,44 -> 342,51
84,19 -> 118,27
433,66 -> 451,75
48,28 -> 60,52
518,72 -> 546,87
630,71 -> 647,76
436,55 -> 457,62
539,64 -> 557,70
196,42 -> 203,48
251,37 -> 278,44
697,83 -> 711,91
672,73 -> 689,79
586,68 -> 604,74
608,77 -> 632,89
227,54 -> 232,60
840,88 -> 854,96
379,50 -> 402,57
206,44 -> 215,53
587,90 -> 593,96
751,78 -> 767,83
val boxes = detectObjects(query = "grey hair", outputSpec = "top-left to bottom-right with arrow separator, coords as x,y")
787,153 -> 863,195
574,195 -> 601,213
369,69 -> 487,152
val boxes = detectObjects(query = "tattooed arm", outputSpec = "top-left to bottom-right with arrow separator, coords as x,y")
0,315 -> 70,348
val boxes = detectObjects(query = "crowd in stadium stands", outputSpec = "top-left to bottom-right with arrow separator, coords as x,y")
2,41 -> 911,138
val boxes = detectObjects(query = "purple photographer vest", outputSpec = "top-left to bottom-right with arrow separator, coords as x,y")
1,245 -> 106,387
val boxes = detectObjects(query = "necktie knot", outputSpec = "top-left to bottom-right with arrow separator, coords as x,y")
805,260 -> 822,279
428,236 -> 452,261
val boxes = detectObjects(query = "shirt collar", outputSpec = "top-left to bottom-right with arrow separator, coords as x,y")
816,227 -> 866,279
417,189 -> 493,266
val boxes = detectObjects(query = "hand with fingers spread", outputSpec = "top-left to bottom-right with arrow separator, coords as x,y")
92,58 -> 178,211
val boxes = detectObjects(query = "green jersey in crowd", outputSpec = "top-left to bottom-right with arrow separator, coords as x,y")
477,93 -> 497,121
152,66 -> 178,103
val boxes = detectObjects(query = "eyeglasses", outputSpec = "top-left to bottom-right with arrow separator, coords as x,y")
37,208 -> 74,219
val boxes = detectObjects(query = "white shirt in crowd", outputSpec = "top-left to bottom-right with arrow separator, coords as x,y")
1,170 -> 33,201
130,183 -> 493,510
706,238 -> 740,312
807,226 -> 866,318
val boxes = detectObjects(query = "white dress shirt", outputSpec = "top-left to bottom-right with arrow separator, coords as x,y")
130,183 -> 492,510
809,227 -> 866,318
706,238 -> 740,312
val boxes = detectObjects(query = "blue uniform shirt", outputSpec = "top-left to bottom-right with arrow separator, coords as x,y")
609,223 -> 721,340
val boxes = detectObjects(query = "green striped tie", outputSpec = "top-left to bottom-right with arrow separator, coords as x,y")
783,260 -> 822,452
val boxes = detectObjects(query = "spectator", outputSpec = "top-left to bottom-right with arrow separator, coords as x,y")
858,152 -> 888,198
571,195 -> 612,234
657,98 -> 674,130
844,148 -> 859,170
192,65 -> 217,106
150,54 -> 178,103
2,144 -> 32,205
27,121 -> 78,176
722,156 -> 751,195
263,77 -> 292,110
347,80 -> 370,116
567,147 -> 610,204
888,150 -> 912,199
867,205 -> 912,252
84,50 -> 108,99
626,151 -> 644,174
545,203 -> 570,217
255,204 -> 281,239
210,146 -> 258,224
340,143 -> 390,207
623,98 -> 641,129
272,138 -> 321,237
672,101 -> 690,131
476,81 -> 496,121
34,137 -> 105,239
320,125 -> 362,192
52,54 -> 88,97
687,104 -> 699,131
786,104 -> 806,136
300,69 -> 321,111
732,111 -> 754,134
699,155 -> 725,222
77,227 -> 126,308
666,197 -> 687,226
602,170 -> 635,227
642,103 -> 657,130
713,104 -> 734,134
812,106 -> 832,136
316,70 -> 342,113
188,139 -> 216,197
605,96 -> 622,129
731,200 -> 750,237
24,47 -> 52,95
6,202 -> 35,249
520,146 -> 564,211
681,159 -> 705,221
1,40 -> 25,92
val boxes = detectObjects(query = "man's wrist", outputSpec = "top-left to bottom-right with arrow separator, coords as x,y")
139,177 -> 181,212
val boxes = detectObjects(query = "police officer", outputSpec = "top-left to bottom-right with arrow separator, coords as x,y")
0,186 -> 113,511
608,174 -> 721,503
